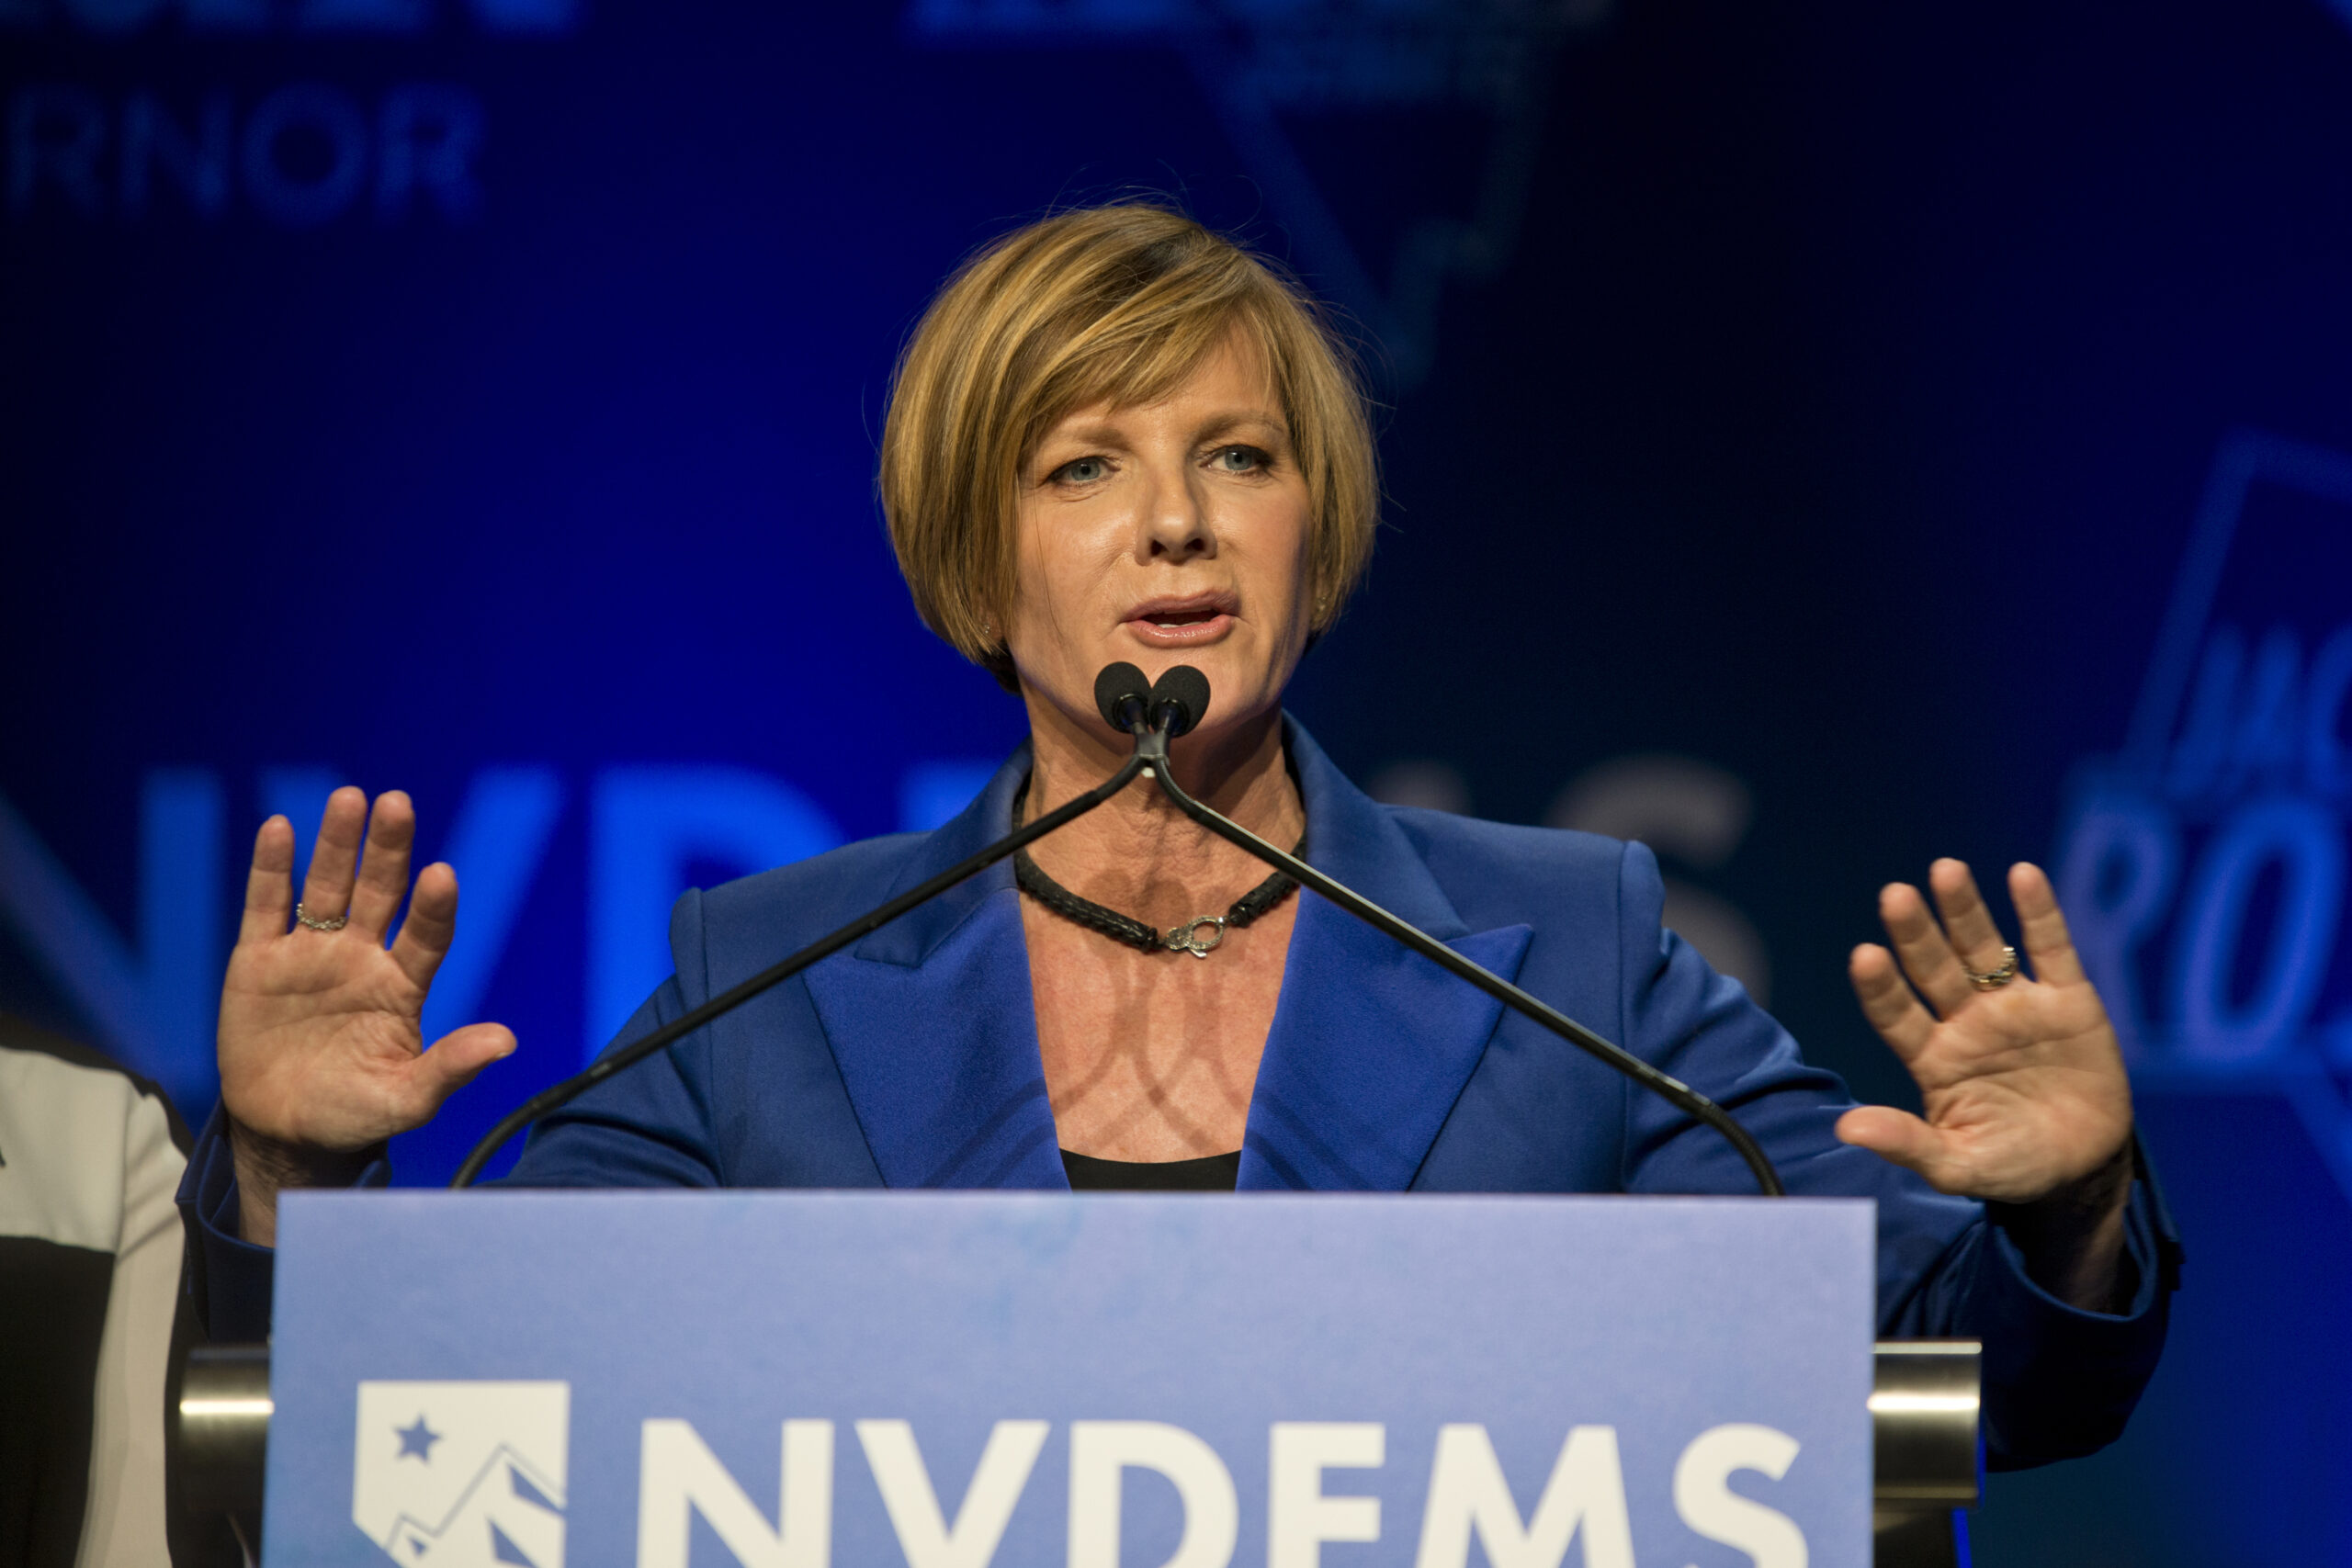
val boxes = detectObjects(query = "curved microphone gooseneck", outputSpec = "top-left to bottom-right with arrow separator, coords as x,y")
450,662 -> 1161,1188
1135,665 -> 1788,1199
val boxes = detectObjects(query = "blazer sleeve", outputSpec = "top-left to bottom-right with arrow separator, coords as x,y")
175,1105 -> 390,1346
1609,840 -> 2180,1469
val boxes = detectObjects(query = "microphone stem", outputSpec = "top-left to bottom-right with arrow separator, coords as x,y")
449,746 -> 1151,1189
1135,730 -> 1788,1199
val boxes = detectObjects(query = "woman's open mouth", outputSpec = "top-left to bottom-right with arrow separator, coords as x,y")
1124,595 -> 1238,647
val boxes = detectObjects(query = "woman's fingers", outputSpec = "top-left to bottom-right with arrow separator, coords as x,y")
348,792 -> 417,940
388,862 -> 461,993
1849,942 -> 1935,1059
238,816 -> 297,945
2009,861 -> 2087,986
405,1021 -> 516,1118
1879,880 -> 1973,1018
1835,1105 -> 1960,1190
298,786 -> 369,926
1928,858 -> 2013,975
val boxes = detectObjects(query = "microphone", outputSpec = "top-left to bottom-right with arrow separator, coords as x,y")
1094,661 -> 1150,733
451,664 -> 1157,1188
1147,665 -> 1210,738
1131,665 -> 1786,1198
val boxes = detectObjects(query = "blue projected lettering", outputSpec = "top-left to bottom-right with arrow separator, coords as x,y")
375,83 -> 481,219
258,766 -> 341,881
2052,430 -> 2352,1196
898,759 -> 1002,835
2053,793 -> 2178,1047
256,765 -> 564,1045
6,83 -> 486,225
297,0 -> 431,28
2169,797 -> 2343,1065
240,84 -> 368,225
0,760 -> 1012,1121
0,773 -> 221,1117
184,0 -> 271,23
419,768 -> 564,1047
586,768 -> 844,1062
6,87 -> 107,220
0,0 -> 581,32
2064,620 -> 2352,1066
119,90 -> 231,218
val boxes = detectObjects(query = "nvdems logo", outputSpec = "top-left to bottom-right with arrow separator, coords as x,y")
354,1381 -> 570,1568
347,1399 -> 1804,1567
2052,430 -> 2352,1198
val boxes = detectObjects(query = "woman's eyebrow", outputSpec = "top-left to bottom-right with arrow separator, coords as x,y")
1041,418 -> 1131,450
1193,410 -> 1287,444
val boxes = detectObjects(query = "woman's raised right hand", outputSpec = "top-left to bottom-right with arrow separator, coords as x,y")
217,787 -> 514,1238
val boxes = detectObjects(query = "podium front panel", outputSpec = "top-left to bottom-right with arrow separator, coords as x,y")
267,1190 -> 1873,1567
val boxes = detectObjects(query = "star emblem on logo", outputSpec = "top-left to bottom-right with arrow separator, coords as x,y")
394,1415 -> 442,1462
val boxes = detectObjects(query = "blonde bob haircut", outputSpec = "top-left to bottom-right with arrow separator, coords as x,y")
879,201 -> 1379,691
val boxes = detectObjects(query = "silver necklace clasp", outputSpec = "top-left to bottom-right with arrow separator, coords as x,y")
1166,916 -> 1227,959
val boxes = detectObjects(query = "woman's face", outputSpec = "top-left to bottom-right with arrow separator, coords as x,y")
1003,335 -> 1316,751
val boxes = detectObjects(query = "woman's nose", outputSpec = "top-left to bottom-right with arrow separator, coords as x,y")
1138,468 -> 1216,561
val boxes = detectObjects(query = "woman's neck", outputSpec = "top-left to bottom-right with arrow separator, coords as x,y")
1019,694 -> 1305,929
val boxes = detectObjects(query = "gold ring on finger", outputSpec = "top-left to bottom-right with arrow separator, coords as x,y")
1962,944 -> 2018,990
295,902 -> 349,932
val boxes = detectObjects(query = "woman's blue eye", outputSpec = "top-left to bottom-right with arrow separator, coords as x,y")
1057,457 -> 1108,483
1212,446 -> 1264,472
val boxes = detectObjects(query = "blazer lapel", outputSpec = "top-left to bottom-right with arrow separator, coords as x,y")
1238,725 -> 1533,1191
799,723 -> 1529,1194
799,747 -> 1071,1190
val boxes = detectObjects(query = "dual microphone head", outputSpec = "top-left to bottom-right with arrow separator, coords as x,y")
1093,662 -> 1212,739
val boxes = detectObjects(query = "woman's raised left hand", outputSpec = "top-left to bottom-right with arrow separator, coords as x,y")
1837,859 -> 2135,1305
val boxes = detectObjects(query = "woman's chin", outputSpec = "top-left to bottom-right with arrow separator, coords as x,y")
1131,649 -> 1273,716
1022,634 -> 1295,744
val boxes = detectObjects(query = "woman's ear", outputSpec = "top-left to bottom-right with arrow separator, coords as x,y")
976,604 -> 1022,694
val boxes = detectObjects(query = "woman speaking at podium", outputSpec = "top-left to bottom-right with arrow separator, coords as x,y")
182,203 -> 2173,1468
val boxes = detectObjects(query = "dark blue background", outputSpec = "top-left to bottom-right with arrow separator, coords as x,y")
7,0 -> 2350,1559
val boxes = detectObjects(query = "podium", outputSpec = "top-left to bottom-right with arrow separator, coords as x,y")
179,1190 -> 1979,1567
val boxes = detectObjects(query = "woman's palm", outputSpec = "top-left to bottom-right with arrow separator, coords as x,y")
218,787 -> 514,1153
1837,859 -> 2132,1204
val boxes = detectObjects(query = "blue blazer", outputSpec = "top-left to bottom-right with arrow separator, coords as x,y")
182,721 -> 2176,1467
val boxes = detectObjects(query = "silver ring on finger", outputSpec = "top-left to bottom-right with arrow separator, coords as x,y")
1962,944 -> 2018,990
295,902 -> 349,932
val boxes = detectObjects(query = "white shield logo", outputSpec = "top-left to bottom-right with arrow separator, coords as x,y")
352,1381 -> 570,1568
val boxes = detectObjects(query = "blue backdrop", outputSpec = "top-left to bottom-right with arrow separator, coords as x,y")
6,0 -> 2350,1560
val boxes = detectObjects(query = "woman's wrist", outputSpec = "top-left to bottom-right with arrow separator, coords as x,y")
1986,1136 -> 2137,1313
225,1115 -> 384,1247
